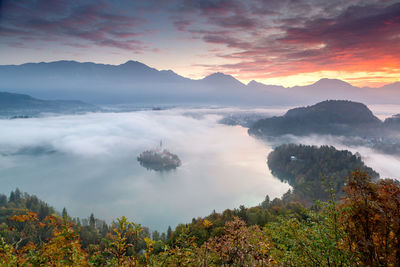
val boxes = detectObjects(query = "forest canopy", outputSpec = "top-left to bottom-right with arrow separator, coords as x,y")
2,169 -> 400,266
267,144 -> 379,202
249,100 -> 382,137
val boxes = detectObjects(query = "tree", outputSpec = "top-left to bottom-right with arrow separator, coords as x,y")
62,207 -> 68,219
237,205 -> 248,222
89,213 -> 95,228
340,170 -> 400,266
267,144 -> 378,203
106,216 -> 142,266
265,199 -> 355,266
205,217 -> 275,265
261,195 -> 270,209
0,194 -> 7,207
167,226 -> 172,239
160,232 -> 166,242
152,230 -> 160,241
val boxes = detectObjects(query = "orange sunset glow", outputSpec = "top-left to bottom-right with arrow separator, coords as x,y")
1,0 -> 399,87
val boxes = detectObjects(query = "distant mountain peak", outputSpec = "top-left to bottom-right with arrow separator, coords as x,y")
120,60 -> 149,68
122,60 -> 140,65
312,78 -> 353,87
204,72 -> 232,79
247,80 -> 286,89
200,72 -> 244,87
202,72 -> 243,85
43,60 -> 73,64
160,69 -> 176,74
381,81 -> 400,89
248,80 -> 262,86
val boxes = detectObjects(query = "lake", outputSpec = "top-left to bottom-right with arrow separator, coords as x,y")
1,104 -> 399,231
0,108 -> 290,231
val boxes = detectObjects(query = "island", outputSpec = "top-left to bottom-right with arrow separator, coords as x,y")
137,142 -> 181,171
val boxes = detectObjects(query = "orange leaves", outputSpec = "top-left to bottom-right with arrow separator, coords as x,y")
204,217 -> 275,265
151,217 -> 276,266
3,211 -> 88,266
103,216 -> 142,266
340,170 -> 400,266
202,219 -> 213,230
9,211 -> 39,223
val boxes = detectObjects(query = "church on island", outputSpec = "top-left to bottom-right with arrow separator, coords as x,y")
137,141 -> 181,171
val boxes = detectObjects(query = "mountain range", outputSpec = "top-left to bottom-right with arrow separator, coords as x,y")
0,60 -> 399,105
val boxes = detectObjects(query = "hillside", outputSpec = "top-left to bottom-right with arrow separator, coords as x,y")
249,100 -> 382,137
0,91 -> 98,117
2,169 -> 399,266
267,144 -> 379,202
384,114 -> 400,127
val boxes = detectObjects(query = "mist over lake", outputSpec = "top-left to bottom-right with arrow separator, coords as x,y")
0,108 -> 290,231
1,104 -> 399,231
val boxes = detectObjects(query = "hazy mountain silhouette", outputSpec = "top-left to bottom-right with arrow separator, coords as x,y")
249,100 -> 382,136
384,114 -> 400,130
200,72 -> 244,88
0,91 -> 97,116
1,60 -> 399,105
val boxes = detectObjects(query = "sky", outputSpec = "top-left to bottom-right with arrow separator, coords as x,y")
0,0 -> 399,87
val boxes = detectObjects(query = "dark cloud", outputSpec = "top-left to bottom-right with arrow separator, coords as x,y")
172,19 -> 192,31
1,0 -> 399,82
180,0 -> 240,15
202,35 -> 251,49
0,0 -> 150,52
209,14 -> 257,29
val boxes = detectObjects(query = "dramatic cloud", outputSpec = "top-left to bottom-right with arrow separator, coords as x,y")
0,0 -> 152,53
173,0 -> 400,85
0,0 -> 399,86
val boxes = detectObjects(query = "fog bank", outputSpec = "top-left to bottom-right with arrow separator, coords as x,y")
0,109 -> 290,231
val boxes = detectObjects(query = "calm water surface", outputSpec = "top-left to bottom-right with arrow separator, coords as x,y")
0,108 -> 290,231
1,104 -> 399,231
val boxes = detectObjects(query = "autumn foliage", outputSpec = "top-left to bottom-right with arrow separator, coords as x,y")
341,169 -> 400,266
1,170 -> 400,266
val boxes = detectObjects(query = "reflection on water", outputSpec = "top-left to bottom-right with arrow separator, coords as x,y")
0,109 -> 290,231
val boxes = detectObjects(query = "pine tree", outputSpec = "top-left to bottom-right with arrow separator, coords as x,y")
62,207 -> 68,219
152,230 -> 160,241
89,213 -> 95,228
167,226 -> 172,239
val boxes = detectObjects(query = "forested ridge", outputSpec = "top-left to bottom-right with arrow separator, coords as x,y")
248,100 -> 383,137
267,144 -> 379,203
1,168 -> 400,265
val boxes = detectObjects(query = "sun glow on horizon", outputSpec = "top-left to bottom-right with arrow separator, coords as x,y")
239,70 -> 400,88
1,0 -> 399,88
